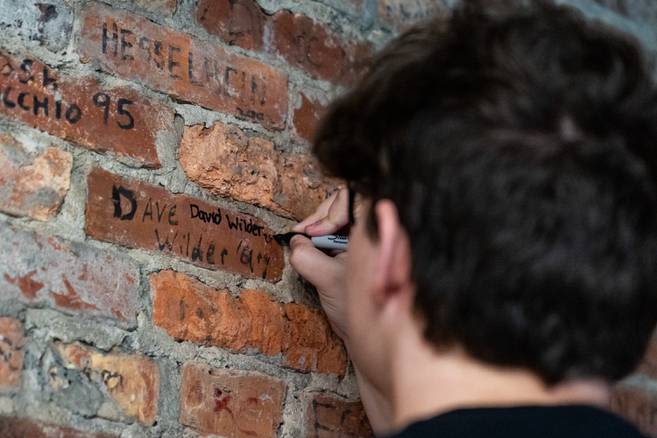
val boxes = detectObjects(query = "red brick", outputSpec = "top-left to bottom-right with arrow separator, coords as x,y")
611,382 -> 657,437
78,3 -> 288,130
55,342 -> 159,425
180,122 -> 337,220
0,50 -> 170,167
0,134 -> 71,221
293,93 -> 326,143
270,10 -> 372,84
0,224 -> 140,327
0,416 -> 116,438
180,362 -> 285,438
378,0 -> 449,31
304,392 -> 373,438
150,271 -> 347,375
196,0 -> 266,51
86,168 -> 283,281
0,317 -> 23,392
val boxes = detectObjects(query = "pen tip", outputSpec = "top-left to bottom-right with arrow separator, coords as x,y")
273,232 -> 309,246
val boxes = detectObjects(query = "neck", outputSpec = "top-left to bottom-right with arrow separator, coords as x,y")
388,326 -> 611,432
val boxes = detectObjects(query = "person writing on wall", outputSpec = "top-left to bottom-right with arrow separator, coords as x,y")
286,1 -> 657,437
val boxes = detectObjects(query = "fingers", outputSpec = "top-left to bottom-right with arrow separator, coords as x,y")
304,188 -> 350,236
292,190 -> 338,232
289,234 -> 344,291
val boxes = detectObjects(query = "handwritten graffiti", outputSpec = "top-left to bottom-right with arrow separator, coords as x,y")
87,169 -> 282,281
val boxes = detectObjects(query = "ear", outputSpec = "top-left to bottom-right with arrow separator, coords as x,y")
371,200 -> 414,312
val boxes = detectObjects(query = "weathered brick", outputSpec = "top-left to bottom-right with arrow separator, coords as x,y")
0,223 -> 140,327
86,168 -> 283,281
304,392 -> 372,438
0,50 -> 170,167
293,93 -> 326,143
180,122 -> 337,220
196,0 -> 266,51
180,362 -> 285,438
611,382 -> 657,438
55,342 -> 159,425
79,3 -> 288,130
0,317 -> 23,392
271,10 -> 372,84
0,416 -> 116,438
150,271 -> 347,375
378,0 -> 449,31
0,134 -> 71,221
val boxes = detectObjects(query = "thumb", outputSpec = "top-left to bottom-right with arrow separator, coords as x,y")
289,235 -> 343,291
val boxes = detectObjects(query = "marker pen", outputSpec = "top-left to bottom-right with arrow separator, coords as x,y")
274,232 -> 349,251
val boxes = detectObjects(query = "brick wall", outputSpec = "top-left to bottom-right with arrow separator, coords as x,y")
0,0 -> 656,437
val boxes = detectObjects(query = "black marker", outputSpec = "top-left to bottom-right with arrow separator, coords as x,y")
274,232 -> 349,251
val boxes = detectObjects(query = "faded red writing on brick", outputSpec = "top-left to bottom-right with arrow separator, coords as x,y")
0,50 -> 169,167
180,362 -> 285,438
0,223 -> 140,327
85,168 -> 284,281
150,271 -> 347,375
79,3 -> 288,130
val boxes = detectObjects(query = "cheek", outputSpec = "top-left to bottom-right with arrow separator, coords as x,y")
345,221 -> 373,314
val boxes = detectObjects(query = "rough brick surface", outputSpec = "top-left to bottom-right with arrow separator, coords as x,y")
196,0 -> 266,51
378,0 -> 449,31
150,271 -> 348,375
0,134 -> 71,221
0,223 -> 140,327
79,3 -> 288,130
180,122 -> 337,220
304,392 -> 372,438
271,10 -> 372,84
293,93 -> 326,143
194,1 -> 371,84
86,168 -> 284,281
0,0 -> 74,52
180,362 -> 286,438
0,416 -> 116,438
611,382 -> 657,438
0,50 -> 169,167
55,342 -> 159,425
0,317 -> 23,392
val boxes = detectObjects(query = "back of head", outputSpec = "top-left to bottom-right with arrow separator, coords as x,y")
314,1 -> 657,385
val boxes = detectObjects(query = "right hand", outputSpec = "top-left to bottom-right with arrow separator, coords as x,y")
289,188 -> 351,342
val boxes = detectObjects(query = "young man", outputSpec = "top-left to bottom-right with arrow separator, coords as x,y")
288,1 -> 657,437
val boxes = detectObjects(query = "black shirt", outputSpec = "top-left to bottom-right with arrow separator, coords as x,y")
384,405 -> 647,438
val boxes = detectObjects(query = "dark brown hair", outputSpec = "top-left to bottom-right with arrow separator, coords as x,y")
314,1 -> 657,384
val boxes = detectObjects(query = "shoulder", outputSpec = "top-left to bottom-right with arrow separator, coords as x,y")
383,405 -> 647,438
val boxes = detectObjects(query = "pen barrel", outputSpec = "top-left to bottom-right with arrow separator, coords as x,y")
311,235 -> 349,251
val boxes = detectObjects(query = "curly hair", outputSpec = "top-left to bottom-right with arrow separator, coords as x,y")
313,1 -> 657,384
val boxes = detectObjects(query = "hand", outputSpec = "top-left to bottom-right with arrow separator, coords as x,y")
289,188 -> 350,342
